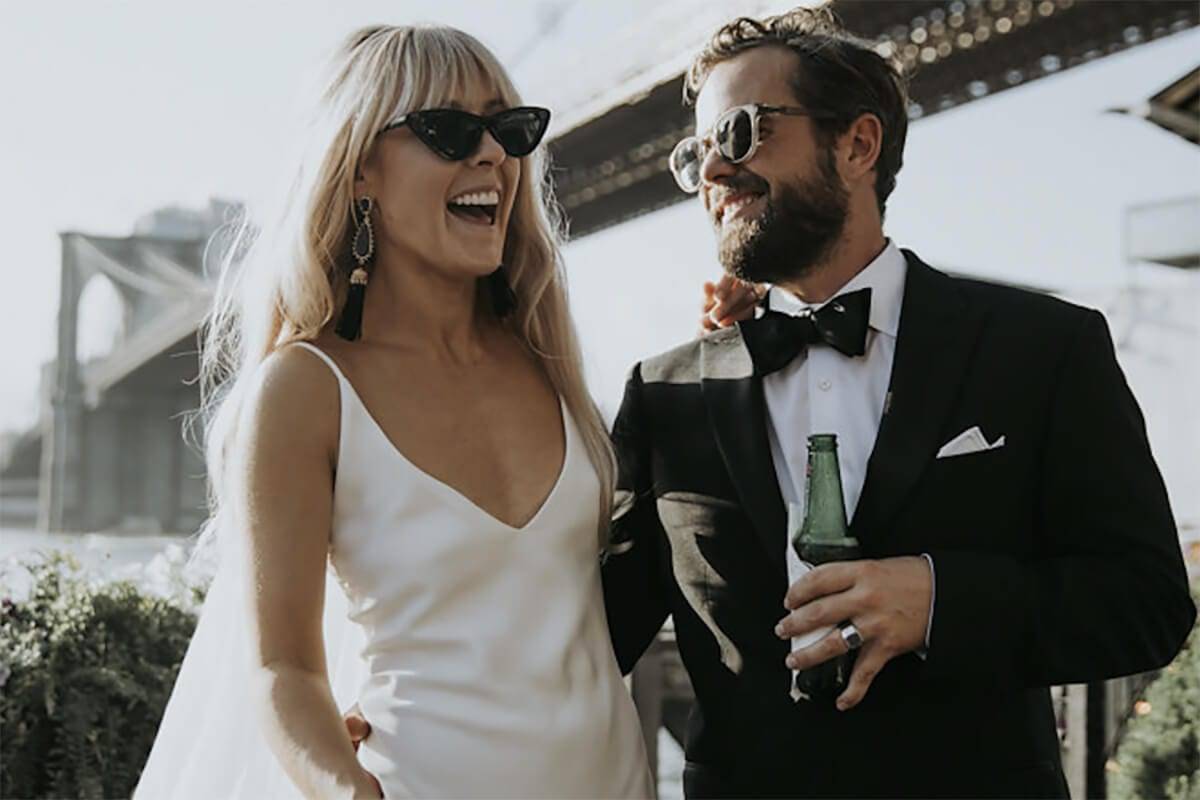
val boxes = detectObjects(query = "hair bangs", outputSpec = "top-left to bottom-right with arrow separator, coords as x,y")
387,27 -> 522,124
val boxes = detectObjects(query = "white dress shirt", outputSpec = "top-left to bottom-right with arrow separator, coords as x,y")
763,242 -> 906,521
759,241 -> 933,675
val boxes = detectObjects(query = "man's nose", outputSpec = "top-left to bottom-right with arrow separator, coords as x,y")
699,144 -> 736,187
699,146 -> 738,211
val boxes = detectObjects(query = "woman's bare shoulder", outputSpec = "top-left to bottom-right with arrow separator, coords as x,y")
240,341 -> 342,461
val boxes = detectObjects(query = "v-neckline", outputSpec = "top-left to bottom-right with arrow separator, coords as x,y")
337,371 -> 571,533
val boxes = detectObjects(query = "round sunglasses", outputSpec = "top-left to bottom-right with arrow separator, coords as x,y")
383,106 -> 551,161
668,103 -> 833,193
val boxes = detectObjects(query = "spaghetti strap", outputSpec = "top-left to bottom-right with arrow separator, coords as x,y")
290,341 -> 347,385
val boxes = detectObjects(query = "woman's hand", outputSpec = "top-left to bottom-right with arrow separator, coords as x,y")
699,275 -> 764,335
343,705 -> 380,796
344,704 -> 371,752
350,766 -> 383,798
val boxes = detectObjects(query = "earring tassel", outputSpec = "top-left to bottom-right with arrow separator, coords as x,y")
336,268 -> 369,340
488,265 -> 517,318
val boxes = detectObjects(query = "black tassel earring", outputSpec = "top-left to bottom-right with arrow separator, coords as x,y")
336,196 -> 375,341
487,264 -> 517,318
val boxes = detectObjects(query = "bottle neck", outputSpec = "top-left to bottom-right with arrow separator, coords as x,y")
799,449 -> 850,543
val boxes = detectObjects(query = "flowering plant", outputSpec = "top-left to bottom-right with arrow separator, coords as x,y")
1109,583 -> 1200,800
0,551 -> 199,799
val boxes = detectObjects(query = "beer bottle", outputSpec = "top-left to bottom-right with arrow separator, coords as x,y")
791,433 -> 861,701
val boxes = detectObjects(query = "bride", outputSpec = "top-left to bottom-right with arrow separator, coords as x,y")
135,22 -> 755,800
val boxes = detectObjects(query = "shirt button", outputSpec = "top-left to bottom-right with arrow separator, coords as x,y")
819,379 -> 832,391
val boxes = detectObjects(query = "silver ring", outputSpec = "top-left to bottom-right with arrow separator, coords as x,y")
840,623 -> 864,651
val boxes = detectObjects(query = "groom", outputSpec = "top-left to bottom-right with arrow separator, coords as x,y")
601,7 -> 1196,799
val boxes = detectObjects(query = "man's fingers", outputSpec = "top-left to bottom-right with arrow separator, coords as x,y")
785,625 -> 849,671
785,561 -> 862,610
775,589 -> 857,639
836,641 -> 890,711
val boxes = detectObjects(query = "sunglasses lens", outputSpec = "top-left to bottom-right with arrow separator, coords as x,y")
490,107 -> 550,157
669,138 -> 703,193
715,108 -> 754,162
402,107 -> 550,160
410,110 -> 483,160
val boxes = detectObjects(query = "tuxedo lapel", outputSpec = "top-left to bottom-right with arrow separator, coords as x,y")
851,252 -> 989,542
699,326 -> 788,577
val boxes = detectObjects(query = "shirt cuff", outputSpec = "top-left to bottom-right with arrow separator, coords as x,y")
915,552 -> 936,659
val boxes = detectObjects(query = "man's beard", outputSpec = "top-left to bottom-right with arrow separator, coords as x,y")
716,150 -> 849,285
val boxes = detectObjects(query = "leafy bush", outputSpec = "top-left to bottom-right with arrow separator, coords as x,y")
1109,585 -> 1200,800
0,552 -> 199,799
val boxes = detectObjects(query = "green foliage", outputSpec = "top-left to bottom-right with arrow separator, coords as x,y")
0,552 -> 199,799
1110,585 -> 1200,800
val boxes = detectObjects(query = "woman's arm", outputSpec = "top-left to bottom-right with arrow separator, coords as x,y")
230,346 -> 380,799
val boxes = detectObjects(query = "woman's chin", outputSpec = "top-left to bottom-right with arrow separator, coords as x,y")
423,245 -> 507,282
458,252 -> 506,275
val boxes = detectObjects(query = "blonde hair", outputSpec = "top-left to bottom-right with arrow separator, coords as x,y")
197,25 -> 615,551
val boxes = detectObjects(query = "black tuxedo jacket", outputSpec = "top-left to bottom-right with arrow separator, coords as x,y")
602,251 -> 1195,799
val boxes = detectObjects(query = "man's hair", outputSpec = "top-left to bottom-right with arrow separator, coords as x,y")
685,6 -> 909,218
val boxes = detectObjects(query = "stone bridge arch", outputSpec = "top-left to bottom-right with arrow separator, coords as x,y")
39,231 -> 212,532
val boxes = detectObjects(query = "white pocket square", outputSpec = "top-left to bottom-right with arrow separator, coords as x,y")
936,426 -> 1005,459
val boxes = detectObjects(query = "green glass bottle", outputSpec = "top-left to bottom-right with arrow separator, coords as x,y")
791,433 -> 861,701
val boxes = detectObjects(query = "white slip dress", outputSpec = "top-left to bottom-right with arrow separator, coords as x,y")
134,341 -> 653,799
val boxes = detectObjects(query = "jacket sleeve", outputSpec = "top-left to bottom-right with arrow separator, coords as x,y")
602,363 -> 671,676
923,309 -> 1196,687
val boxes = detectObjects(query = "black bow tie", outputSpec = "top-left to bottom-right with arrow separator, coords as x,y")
739,287 -> 873,376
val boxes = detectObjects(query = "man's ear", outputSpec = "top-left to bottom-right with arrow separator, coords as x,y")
840,112 -> 883,184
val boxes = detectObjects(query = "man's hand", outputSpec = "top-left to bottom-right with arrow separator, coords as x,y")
700,275 -> 764,334
776,557 -> 932,711
344,704 -> 371,752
